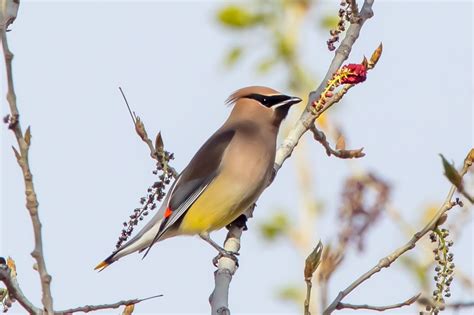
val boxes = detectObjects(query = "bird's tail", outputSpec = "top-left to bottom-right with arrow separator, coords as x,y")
94,252 -> 117,271
94,211 -> 166,271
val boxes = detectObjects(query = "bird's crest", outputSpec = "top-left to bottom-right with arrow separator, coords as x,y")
225,86 -> 281,106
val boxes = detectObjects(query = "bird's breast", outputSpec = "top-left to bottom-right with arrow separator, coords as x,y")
178,132 -> 275,234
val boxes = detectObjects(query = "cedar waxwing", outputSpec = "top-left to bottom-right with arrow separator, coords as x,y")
95,86 -> 301,271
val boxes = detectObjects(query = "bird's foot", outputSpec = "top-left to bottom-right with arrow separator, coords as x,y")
212,250 -> 239,267
199,232 -> 240,267
226,214 -> 248,231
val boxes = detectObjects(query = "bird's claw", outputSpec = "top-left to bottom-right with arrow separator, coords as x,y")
212,250 -> 239,267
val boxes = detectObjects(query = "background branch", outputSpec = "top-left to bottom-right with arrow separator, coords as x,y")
336,293 -> 420,312
323,149 -> 473,315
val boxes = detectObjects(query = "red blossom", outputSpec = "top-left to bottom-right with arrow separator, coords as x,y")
340,63 -> 367,84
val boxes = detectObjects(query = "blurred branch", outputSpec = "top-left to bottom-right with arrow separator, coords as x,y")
459,189 -> 474,204
336,293 -> 420,312
55,294 -> 162,315
309,124 -> 364,159
323,149 -> 473,315
304,241 -> 323,315
1,2 -> 54,313
446,301 -> 474,309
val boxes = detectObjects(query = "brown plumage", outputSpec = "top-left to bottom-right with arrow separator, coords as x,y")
95,86 -> 301,271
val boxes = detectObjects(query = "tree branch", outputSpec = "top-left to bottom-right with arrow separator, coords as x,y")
209,209 -> 250,315
336,293 -> 420,312
55,294 -> 162,315
0,264 -> 40,314
209,1 -> 376,312
1,2 -> 54,313
323,149 -> 473,315
309,124 -> 364,159
274,0 -> 374,172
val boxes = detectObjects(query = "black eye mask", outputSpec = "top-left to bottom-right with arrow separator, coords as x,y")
243,93 -> 292,107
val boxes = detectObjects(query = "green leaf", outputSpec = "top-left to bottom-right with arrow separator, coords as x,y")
257,57 -> 277,74
277,285 -> 303,303
320,15 -> 339,30
217,6 -> 258,28
276,35 -> 294,59
260,212 -> 289,241
224,46 -> 243,67
440,154 -> 463,189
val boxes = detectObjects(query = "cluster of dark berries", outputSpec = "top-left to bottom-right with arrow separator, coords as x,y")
427,228 -> 455,314
327,1 -> 359,51
114,150 -> 176,251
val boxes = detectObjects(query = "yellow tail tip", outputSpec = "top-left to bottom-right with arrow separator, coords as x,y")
94,260 -> 109,271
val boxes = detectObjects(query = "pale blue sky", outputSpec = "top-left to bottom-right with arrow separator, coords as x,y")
1,1 -> 472,314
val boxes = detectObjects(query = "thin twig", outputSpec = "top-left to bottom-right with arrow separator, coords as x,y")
304,279 -> 312,315
459,188 -> 474,204
118,87 -> 178,178
55,294 -> 162,314
309,124 -> 364,159
323,150 -> 473,315
119,86 -> 137,125
446,301 -> 474,309
336,293 -> 420,312
1,5 -> 54,314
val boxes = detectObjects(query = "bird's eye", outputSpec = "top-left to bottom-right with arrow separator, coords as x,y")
262,98 -> 267,104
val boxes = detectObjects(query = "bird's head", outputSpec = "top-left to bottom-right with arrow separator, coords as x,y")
226,86 -> 302,127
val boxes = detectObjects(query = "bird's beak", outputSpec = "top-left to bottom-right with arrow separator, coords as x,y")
274,96 -> 302,108
288,96 -> 302,105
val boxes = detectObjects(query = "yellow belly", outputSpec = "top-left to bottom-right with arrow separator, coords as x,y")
178,174 -> 259,234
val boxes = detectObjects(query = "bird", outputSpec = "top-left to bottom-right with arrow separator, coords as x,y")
95,86 -> 302,271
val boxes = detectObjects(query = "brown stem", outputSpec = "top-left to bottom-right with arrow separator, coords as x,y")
1,22 -> 54,315
55,294 -> 162,314
304,279 -> 313,315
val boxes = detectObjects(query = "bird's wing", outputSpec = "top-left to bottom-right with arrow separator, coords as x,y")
142,128 -> 236,258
